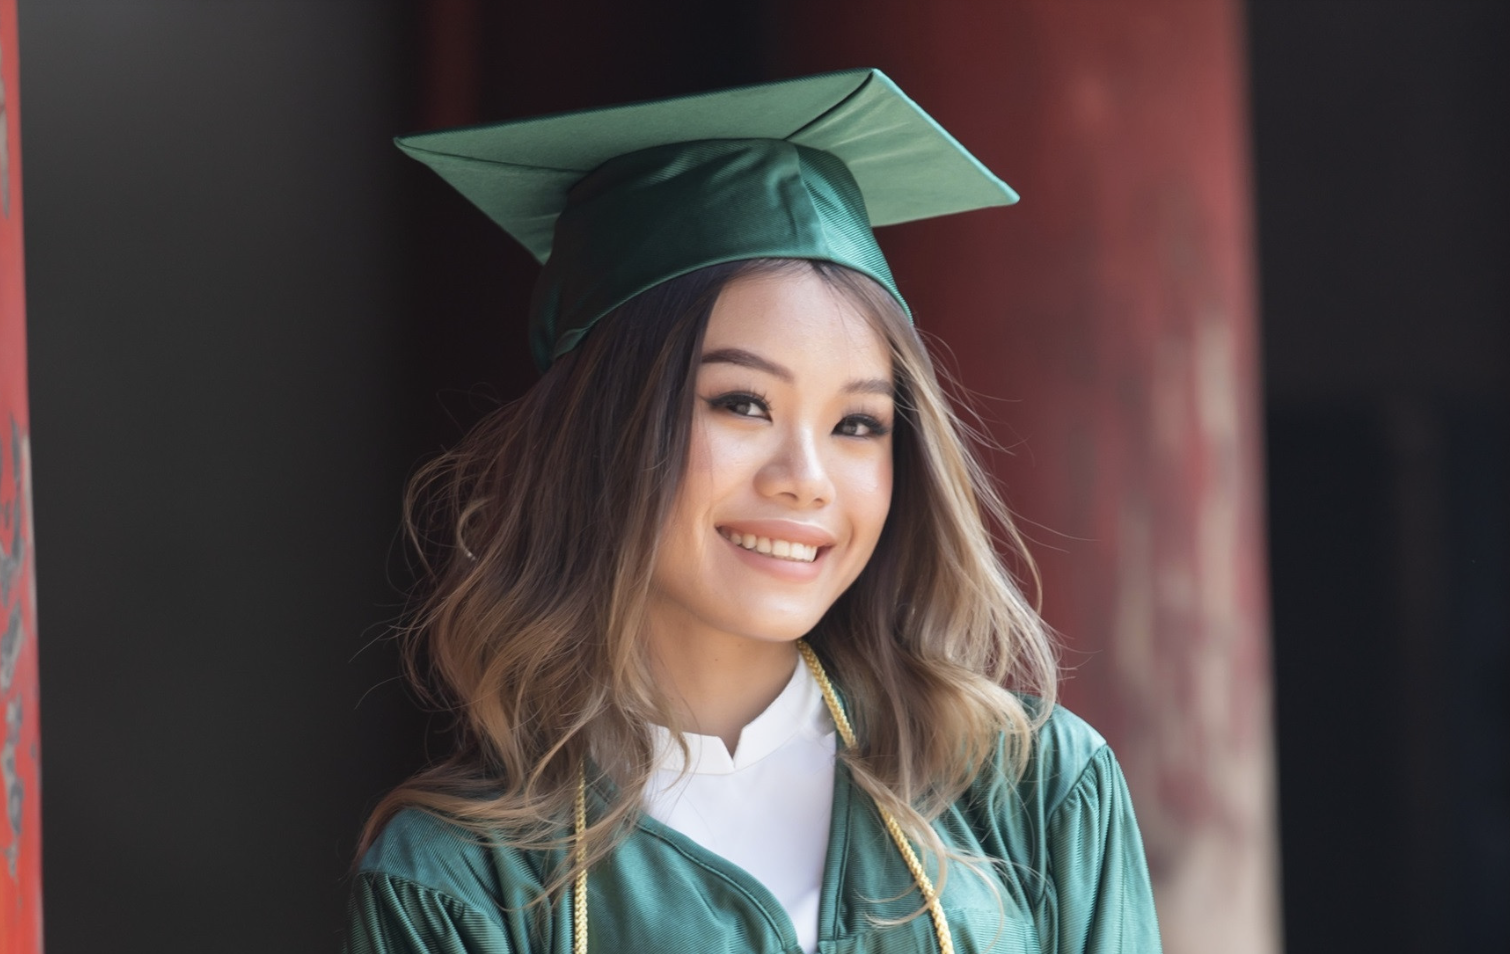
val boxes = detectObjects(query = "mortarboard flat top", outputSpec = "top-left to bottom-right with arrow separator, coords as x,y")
395,68 -> 1017,368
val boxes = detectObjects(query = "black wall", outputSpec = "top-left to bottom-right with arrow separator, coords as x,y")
21,2 -> 424,949
1250,1 -> 1508,951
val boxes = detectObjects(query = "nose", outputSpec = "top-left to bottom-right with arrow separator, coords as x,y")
754,426 -> 834,507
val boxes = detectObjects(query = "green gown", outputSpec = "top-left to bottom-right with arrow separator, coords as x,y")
345,704 -> 1162,953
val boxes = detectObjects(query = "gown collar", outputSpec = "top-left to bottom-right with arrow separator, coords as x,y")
649,655 -> 833,776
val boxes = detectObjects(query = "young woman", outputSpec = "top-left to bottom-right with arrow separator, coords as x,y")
347,69 -> 1162,953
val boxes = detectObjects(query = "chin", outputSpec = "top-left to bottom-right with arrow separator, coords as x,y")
720,607 -> 827,645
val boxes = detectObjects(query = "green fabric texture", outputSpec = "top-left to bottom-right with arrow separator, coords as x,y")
393,68 -> 1019,369
530,139 -> 895,366
345,704 -> 1163,954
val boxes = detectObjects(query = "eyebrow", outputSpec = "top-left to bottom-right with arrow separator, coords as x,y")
700,347 -> 895,398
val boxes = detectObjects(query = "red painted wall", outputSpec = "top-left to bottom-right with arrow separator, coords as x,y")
771,1 -> 1278,950
0,0 -> 41,949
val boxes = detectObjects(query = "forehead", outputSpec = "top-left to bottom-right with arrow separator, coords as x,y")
702,270 -> 893,380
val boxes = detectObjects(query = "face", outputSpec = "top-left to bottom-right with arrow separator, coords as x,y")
647,267 -> 895,652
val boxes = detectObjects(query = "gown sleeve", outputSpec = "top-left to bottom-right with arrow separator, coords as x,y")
345,871 -> 515,954
1039,742 -> 1163,954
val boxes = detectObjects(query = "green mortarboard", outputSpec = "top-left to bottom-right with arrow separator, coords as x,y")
395,68 -> 1018,370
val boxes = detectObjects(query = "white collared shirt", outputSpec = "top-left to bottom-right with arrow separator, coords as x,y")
643,661 -> 837,954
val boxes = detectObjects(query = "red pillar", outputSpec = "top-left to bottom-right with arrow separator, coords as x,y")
772,2 -> 1279,950
0,0 -> 42,950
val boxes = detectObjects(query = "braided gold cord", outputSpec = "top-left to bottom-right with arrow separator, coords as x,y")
569,641 -> 951,954
797,640 -> 954,954
572,771 -> 588,954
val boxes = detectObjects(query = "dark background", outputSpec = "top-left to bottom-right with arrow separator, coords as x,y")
1250,3 -> 1507,951
16,1 -> 1506,951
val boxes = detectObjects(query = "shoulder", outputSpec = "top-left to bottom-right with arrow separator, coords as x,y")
1020,698 -> 1114,815
947,700 -> 1156,899
348,810 -> 546,953
1009,703 -> 1165,948
956,698 -> 1123,837
356,808 -> 532,913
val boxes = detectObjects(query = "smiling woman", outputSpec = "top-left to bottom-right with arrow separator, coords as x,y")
347,70 -> 1162,954
648,266 -> 897,751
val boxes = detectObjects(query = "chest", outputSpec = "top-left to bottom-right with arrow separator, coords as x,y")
582,771 -> 1044,954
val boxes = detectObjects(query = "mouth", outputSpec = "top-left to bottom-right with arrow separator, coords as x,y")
717,527 -> 822,564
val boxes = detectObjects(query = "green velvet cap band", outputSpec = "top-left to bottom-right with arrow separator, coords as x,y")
394,68 -> 1018,370
532,138 -> 899,368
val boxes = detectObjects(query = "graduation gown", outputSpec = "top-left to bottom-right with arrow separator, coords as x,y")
345,704 -> 1162,953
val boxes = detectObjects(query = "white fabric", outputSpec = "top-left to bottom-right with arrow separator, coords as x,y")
643,660 -> 837,954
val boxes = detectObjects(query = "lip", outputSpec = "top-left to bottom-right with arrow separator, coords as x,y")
715,519 -> 836,582
715,520 -> 838,548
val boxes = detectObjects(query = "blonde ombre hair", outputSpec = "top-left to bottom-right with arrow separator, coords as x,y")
361,258 -> 1058,903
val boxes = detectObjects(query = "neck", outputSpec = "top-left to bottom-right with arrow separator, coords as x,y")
647,625 -> 799,756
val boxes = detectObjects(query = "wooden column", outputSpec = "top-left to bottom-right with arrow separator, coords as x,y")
0,0 -> 42,950
771,2 -> 1279,950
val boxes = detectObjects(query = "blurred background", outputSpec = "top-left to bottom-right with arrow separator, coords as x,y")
3,0 -> 1504,951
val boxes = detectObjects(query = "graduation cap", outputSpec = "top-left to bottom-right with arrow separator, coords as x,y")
395,68 -> 1018,370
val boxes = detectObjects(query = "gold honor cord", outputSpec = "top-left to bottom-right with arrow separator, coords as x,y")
572,769 -> 589,954
571,639 -> 954,954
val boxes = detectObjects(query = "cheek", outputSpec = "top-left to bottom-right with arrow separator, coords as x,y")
841,453 -> 893,545
687,421 -> 763,500
669,421 -> 750,543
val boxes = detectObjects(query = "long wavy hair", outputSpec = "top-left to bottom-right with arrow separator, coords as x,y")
361,257 -> 1058,903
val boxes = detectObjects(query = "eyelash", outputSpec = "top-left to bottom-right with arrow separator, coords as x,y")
705,391 -> 892,438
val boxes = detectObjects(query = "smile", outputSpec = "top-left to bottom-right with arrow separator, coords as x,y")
717,527 -> 821,563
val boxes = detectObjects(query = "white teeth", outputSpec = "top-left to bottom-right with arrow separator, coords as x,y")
719,528 -> 820,563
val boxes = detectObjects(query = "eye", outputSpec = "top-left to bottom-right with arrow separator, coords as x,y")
836,414 -> 891,438
708,391 -> 771,420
